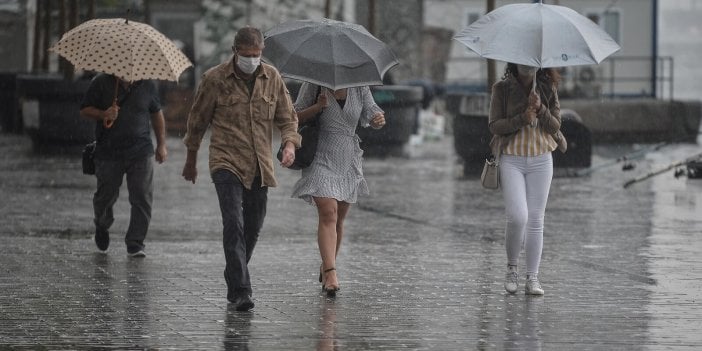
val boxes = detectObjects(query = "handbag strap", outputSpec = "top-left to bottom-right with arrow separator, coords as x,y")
306,85 -> 323,126
313,84 -> 322,118
496,82 -> 508,161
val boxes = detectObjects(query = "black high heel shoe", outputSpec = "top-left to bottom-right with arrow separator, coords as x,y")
318,264 -> 323,283
322,267 -> 340,297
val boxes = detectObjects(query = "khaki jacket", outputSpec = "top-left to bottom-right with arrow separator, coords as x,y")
488,76 -> 566,156
183,57 -> 301,189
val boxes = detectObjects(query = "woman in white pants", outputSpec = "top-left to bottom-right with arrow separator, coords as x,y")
488,63 -> 566,295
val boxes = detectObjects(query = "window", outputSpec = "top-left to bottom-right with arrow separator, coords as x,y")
587,10 -> 620,43
466,11 -> 480,26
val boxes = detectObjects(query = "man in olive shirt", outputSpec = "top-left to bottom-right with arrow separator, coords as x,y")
182,27 -> 300,311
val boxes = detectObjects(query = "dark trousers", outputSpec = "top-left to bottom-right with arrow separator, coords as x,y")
212,169 -> 268,297
93,156 -> 153,253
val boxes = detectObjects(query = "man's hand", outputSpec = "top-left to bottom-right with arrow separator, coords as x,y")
155,144 -> 167,164
370,112 -> 385,129
182,162 -> 197,183
182,150 -> 198,183
103,105 -> 119,128
280,141 -> 296,168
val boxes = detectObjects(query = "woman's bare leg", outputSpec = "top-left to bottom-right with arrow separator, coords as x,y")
335,201 -> 351,257
313,197 -> 339,290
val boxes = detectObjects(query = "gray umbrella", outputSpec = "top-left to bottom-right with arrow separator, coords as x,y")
263,18 -> 399,90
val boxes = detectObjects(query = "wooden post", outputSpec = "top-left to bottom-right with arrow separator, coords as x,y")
325,0 -> 331,18
65,0 -> 78,80
486,0 -> 496,93
88,0 -> 96,19
58,0 -> 71,79
69,0 -> 78,29
144,0 -> 152,24
58,0 -> 65,34
32,0 -> 42,72
41,0 -> 51,71
368,0 -> 375,35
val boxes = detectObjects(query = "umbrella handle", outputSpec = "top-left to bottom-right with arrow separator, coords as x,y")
104,78 -> 119,129
532,69 -> 538,92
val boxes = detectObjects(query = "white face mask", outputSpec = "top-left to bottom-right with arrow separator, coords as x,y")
237,55 -> 260,74
517,64 -> 538,75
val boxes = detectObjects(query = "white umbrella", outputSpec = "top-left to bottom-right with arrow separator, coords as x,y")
453,1 -> 621,69
263,18 -> 399,90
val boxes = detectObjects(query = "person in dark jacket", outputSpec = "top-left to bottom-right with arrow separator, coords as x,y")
80,73 -> 167,258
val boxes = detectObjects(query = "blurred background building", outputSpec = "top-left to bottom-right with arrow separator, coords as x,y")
0,0 -> 700,148
4,0 -> 696,99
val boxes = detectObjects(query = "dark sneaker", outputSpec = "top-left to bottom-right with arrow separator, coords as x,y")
94,230 -> 109,252
128,250 -> 146,258
232,293 -> 254,311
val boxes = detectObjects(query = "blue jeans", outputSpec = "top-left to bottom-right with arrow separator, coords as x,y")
93,156 -> 153,253
212,169 -> 268,297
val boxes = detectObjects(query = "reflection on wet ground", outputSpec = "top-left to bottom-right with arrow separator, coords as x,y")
0,133 -> 701,349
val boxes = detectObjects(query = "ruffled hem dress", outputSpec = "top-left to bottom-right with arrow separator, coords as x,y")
290,83 -> 383,205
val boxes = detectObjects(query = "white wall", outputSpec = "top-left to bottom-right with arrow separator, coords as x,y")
659,0 -> 702,101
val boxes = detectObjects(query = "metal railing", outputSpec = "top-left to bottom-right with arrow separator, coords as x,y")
444,56 -> 674,100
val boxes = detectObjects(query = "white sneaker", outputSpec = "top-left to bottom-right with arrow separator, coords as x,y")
525,275 -> 544,295
504,266 -> 518,294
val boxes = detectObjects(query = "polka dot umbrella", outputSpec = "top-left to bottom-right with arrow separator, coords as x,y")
49,17 -> 192,127
50,18 -> 192,83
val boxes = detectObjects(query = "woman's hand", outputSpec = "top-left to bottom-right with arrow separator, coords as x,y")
525,108 -> 537,125
370,113 -> 385,129
315,91 -> 328,111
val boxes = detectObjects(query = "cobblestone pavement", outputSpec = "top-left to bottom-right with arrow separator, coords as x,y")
1,133 -> 701,350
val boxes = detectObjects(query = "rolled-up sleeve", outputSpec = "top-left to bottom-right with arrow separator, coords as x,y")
183,75 -> 216,151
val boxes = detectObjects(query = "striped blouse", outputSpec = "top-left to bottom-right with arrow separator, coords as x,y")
503,122 -> 557,156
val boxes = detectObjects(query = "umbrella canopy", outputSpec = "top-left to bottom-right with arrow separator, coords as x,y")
453,1 -> 621,68
49,18 -> 192,82
263,18 -> 399,90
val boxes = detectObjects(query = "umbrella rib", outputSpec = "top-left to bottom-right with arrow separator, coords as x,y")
544,5 -> 603,65
574,23 -> 607,64
334,32 -> 399,77
271,30 -> 320,75
340,32 -> 398,75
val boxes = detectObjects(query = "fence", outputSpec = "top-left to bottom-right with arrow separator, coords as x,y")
444,56 -> 674,100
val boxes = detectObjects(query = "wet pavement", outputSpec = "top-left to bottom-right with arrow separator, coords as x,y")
1,132 -> 701,350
